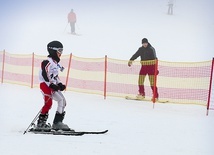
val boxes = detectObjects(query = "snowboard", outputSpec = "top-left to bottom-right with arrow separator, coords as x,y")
125,96 -> 169,103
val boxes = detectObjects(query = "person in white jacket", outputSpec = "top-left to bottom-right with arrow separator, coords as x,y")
35,40 -> 71,131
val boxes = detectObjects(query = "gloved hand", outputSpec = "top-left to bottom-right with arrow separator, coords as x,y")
128,60 -> 133,67
58,83 -> 66,91
49,83 -> 59,91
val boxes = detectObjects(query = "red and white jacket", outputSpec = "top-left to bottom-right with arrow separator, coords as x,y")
39,57 -> 61,86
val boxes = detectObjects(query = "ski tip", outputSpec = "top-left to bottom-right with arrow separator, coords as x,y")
97,130 -> 108,134
80,129 -> 109,135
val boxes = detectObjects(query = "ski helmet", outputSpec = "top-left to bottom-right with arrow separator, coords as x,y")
47,41 -> 63,62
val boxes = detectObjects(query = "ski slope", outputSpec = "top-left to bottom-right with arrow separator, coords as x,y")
0,83 -> 214,155
0,0 -> 214,154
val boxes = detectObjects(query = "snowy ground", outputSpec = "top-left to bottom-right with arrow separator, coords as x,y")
0,83 -> 214,155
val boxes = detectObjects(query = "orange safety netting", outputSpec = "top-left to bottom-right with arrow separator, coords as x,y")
0,51 -> 213,108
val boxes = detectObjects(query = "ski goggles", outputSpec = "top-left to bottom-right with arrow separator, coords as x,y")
48,47 -> 63,54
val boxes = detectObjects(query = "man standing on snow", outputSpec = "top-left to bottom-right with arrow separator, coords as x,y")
67,9 -> 77,34
35,41 -> 72,131
168,0 -> 174,15
128,38 -> 159,101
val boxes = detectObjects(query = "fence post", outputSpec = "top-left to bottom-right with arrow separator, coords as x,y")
65,53 -> 72,89
206,57 -> 214,116
31,52 -> 35,88
104,55 -> 107,99
1,50 -> 5,83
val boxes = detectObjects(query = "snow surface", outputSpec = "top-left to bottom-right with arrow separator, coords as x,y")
0,83 -> 214,155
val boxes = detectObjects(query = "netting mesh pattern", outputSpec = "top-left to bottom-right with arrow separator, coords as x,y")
157,61 -> 211,105
0,51 -> 213,106
66,55 -> 105,95
209,66 -> 214,109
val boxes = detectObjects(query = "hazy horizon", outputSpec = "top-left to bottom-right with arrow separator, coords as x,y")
0,0 -> 214,62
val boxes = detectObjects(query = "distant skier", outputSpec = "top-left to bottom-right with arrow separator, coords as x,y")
128,38 -> 159,100
35,41 -> 71,131
67,9 -> 77,34
168,0 -> 174,15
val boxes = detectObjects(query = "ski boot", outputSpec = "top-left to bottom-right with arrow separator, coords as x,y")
52,111 -> 74,131
34,113 -> 51,132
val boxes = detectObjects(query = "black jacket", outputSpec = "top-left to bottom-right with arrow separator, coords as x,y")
130,43 -> 157,61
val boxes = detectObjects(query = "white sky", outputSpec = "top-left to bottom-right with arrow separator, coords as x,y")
0,0 -> 214,61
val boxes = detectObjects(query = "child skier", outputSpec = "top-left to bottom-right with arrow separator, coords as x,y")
35,40 -> 71,131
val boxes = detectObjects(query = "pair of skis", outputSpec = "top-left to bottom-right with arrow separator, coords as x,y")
24,117 -> 108,136
28,128 -> 108,136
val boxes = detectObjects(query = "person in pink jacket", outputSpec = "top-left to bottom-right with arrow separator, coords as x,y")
67,9 -> 77,34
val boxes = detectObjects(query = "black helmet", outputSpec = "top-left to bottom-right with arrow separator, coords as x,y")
47,41 -> 63,62
142,38 -> 148,44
